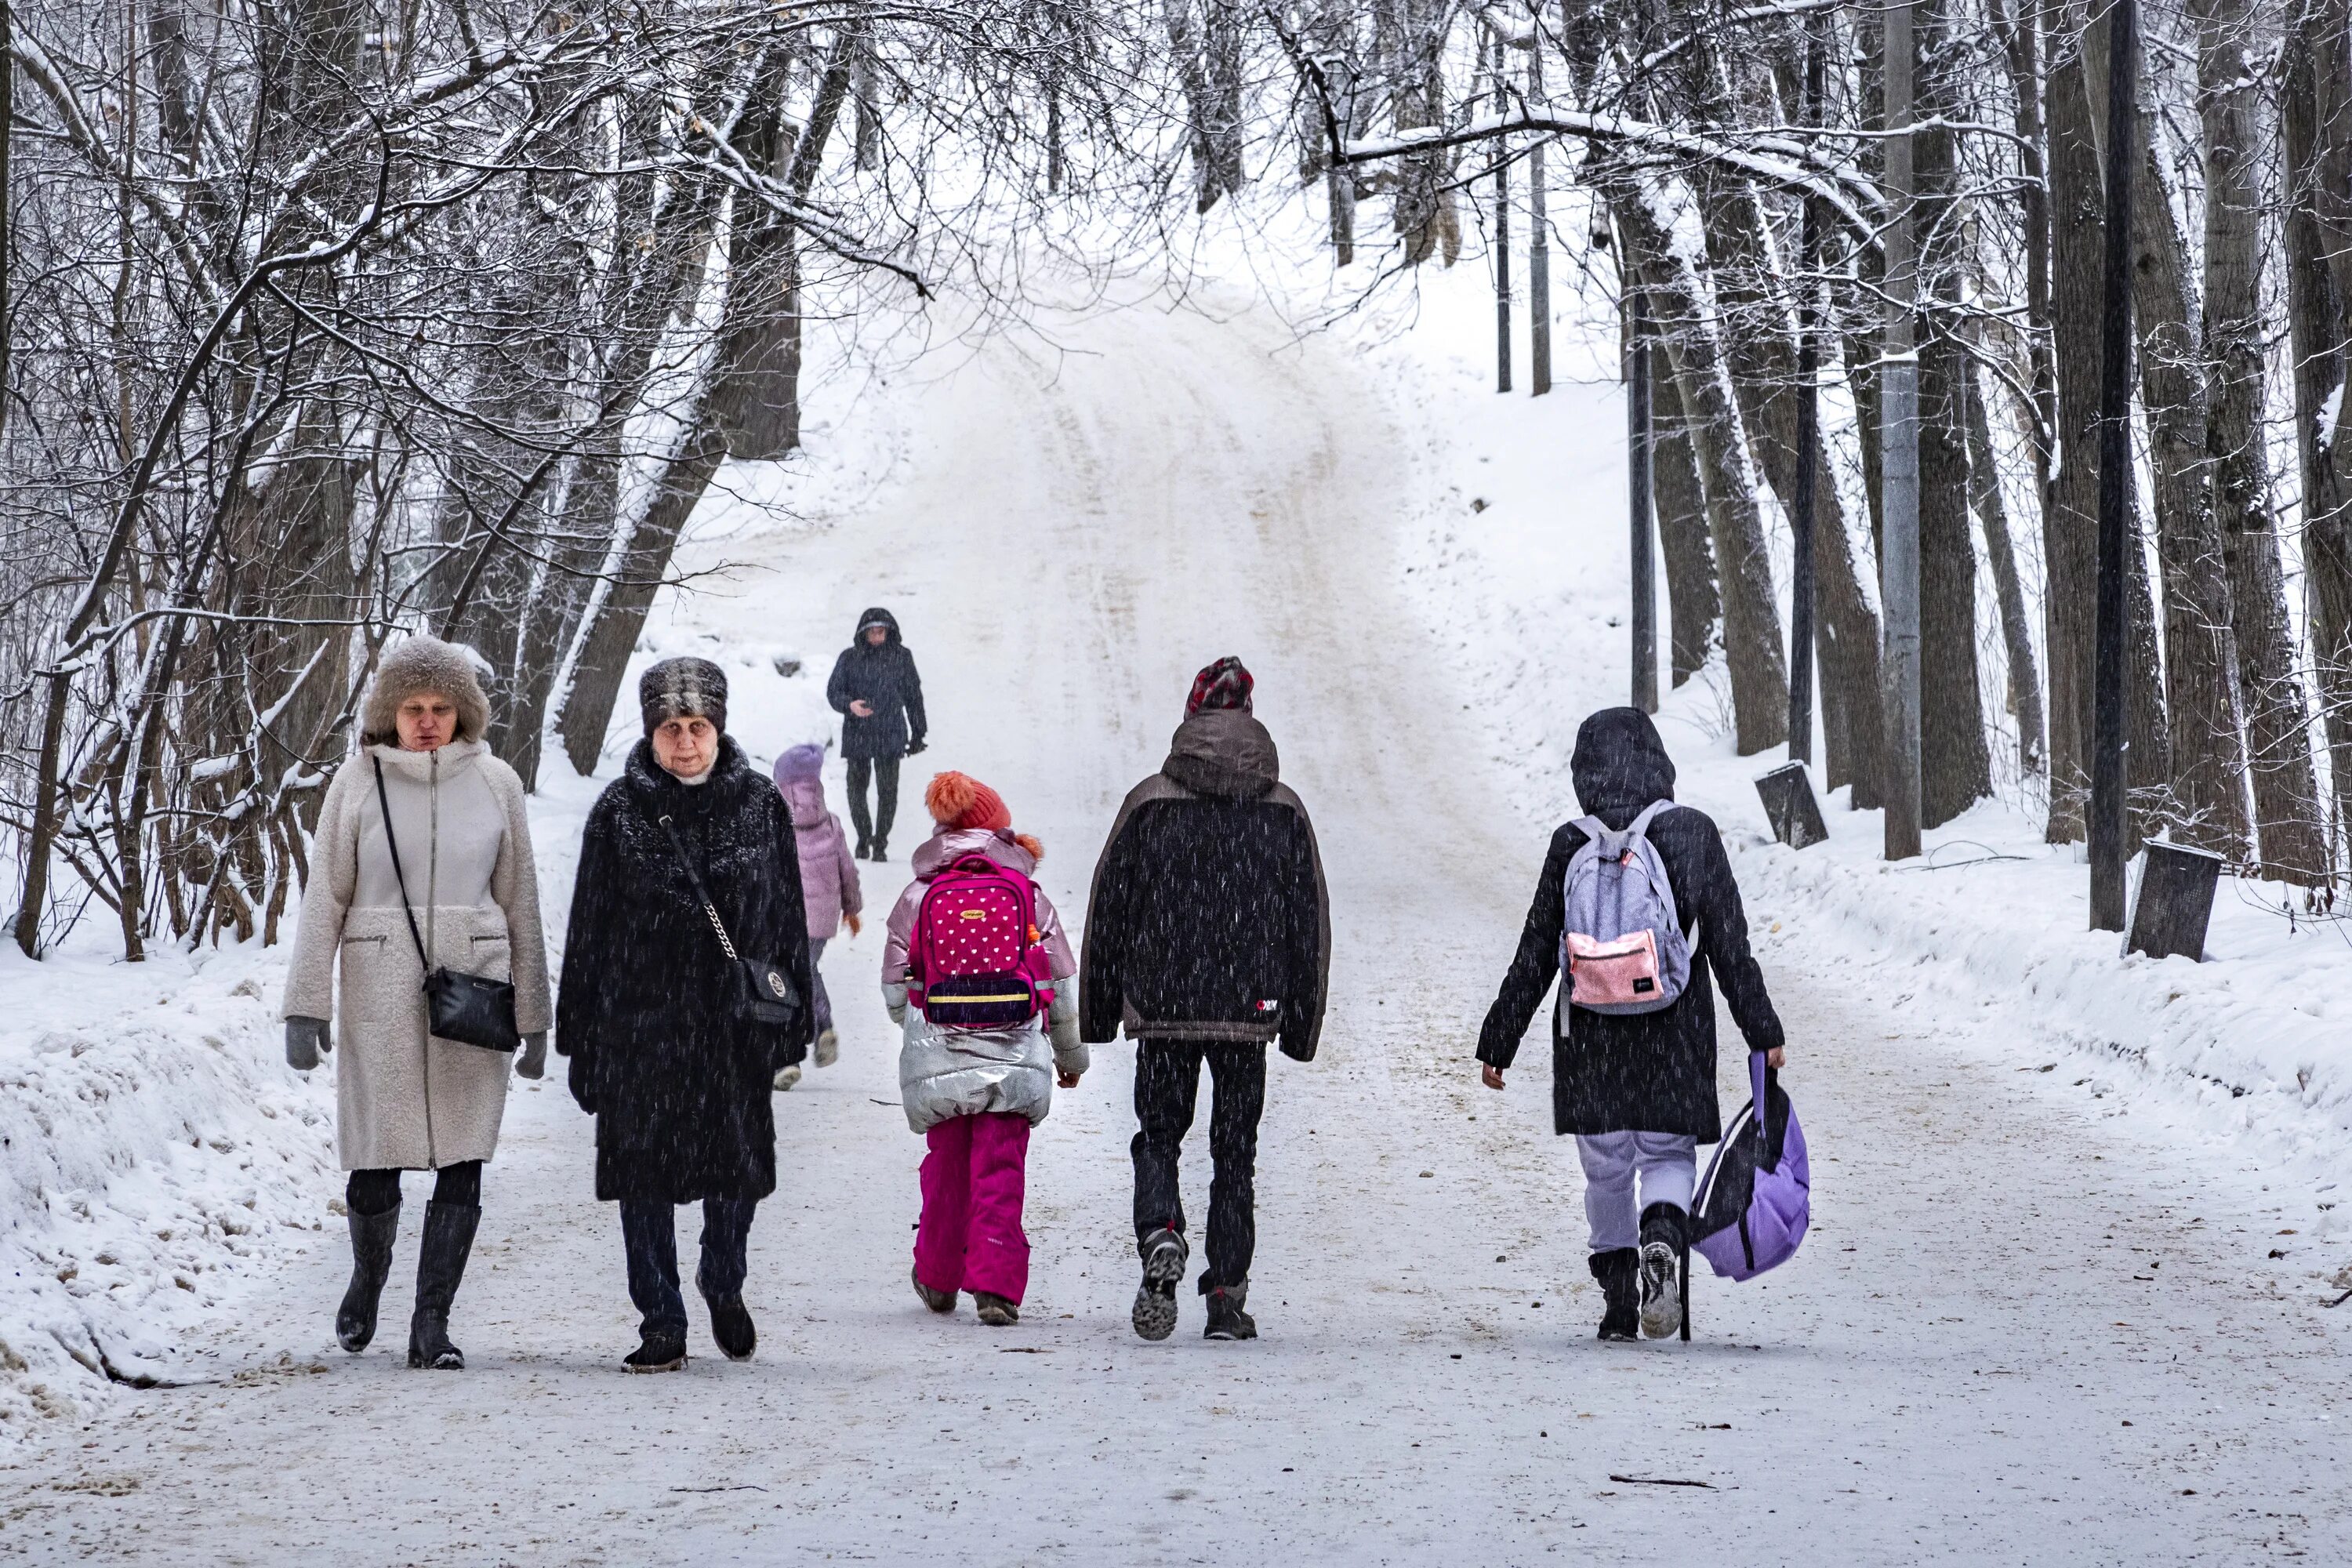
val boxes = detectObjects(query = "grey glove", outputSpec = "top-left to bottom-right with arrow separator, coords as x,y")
515,1032 -> 548,1080
285,1017 -> 332,1072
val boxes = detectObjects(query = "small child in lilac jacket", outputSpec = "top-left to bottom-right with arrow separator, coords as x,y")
773,744 -> 862,1088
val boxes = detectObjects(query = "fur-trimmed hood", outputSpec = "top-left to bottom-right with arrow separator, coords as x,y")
361,636 -> 491,746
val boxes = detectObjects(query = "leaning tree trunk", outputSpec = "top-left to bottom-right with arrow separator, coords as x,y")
2198,0 -> 2328,879
1650,347 -> 1721,688
1616,194 -> 1788,753
1962,352 -> 2049,779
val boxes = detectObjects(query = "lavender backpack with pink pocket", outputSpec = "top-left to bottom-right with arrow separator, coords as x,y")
1559,801 -> 1693,1014
1693,1053 -> 1810,1282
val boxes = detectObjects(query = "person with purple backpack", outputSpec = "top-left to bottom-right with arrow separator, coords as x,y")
883,771 -> 1085,1327
771,744 -> 864,1091
1476,708 -> 1784,1341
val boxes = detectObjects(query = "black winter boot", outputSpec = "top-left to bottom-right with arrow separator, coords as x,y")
1639,1203 -> 1687,1341
625,1330 -> 687,1373
1131,1227 -> 1188,1342
336,1202 -> 401,1353
1590,1247 -> 1640,1341
704,1293 -> 757,1362
1203,1283 -> 1257,1341
406,1201 -> 479,1370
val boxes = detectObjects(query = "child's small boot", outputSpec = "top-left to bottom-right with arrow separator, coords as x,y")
1590,1247 -> 1639,1341
1639,1202 -> 1687,1339
974,1292 -> 1019,1326
911,1263 -> 956,1313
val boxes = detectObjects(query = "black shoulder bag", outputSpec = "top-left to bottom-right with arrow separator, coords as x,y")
651,811 -> 804,1028
373,759 -> 521,1053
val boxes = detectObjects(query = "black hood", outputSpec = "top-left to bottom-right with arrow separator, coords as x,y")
1570,707 -> 1677,829
852,607 -> 902,647
1162,710 -> 1281,799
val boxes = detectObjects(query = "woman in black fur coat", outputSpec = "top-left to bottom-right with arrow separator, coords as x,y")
558,657 -> 813,1371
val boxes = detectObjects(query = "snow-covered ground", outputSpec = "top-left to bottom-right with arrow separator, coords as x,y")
3,262 -> 2350,1562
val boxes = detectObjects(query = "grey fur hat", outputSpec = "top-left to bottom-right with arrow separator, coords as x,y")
361,635 -> 491,746
640,656 -> 729,737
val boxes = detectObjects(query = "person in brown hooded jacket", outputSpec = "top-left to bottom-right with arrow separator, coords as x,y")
1081,657 -> 1329,1343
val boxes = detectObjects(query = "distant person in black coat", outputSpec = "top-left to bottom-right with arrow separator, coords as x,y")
1082,657 -> 1329,1345
557,658 -> 813,1373
825,607 -> 927,861
1476,707 -> 1784,1344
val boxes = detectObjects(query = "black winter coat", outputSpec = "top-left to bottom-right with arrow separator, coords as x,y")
557,738 -> 814,1202
1081,710 -> 1330,1062
826,608 -> 927,761
1476,708 -> 1783,1139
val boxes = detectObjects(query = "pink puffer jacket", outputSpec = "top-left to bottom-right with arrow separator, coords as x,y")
781,775 -> 862,937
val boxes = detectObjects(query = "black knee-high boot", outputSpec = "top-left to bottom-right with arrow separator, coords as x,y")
337,1203 -> 401,1352
408,1201 -> 480,1370
1589,1247 -> 1639,1341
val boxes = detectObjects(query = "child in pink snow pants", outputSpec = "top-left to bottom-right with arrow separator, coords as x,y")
883,772 -> 1085,1327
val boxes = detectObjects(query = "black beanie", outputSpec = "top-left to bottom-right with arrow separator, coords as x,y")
639,656 -> 729,737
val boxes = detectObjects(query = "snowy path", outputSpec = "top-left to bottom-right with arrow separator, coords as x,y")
7,299 -> 2347,1565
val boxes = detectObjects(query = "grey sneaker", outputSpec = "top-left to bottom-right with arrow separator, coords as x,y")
974,1292 -> 1019,1327
1203,1284 -> 1257,1341
911,1264 -> 956,1314
1131,1227 -> 1189,1341
814,1029 -> 840,1069
773,1063 -> 802,1091
1639,1241 -> 1682,1339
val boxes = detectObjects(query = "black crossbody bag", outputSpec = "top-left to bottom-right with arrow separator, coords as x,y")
373,759 -> 521,1053
650,810 -> 804,1028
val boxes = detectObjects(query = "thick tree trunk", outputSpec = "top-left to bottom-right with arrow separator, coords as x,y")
2199,0 -> 2328,879
2283,0 -> 2352,865
2047,20 -> 2170,840
1914,0 -> 1994,827
1650,347 -> 1720,688
2082,11 -> 2251,856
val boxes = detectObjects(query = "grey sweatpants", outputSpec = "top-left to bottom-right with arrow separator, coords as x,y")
1575,1131 -> 1697,1252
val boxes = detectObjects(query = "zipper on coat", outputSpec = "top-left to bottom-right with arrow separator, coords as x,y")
421,750 -> 440,1171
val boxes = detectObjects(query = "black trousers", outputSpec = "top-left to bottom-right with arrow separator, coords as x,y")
621,1196 -> 757,1339
1131,1040 -> 1267,1294
845,755 -> 902,850
347,1161 -> 479,1217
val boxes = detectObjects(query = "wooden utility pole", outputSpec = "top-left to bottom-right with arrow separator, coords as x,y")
1788,18 -> 1824,764
1491,31 -> 1511,394
2091,0 -> 2137,929
1526,35 -> 1551,396
1880,0 -> 1924,858
1630,289 -> 1657,713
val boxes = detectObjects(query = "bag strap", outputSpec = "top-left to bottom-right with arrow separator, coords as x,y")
1749,1051 -> 1780,1173
647,808 -> 744,965
371,759 -> 433,972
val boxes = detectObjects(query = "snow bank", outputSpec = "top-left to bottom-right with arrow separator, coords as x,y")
0,943 -> 337,1439
1342,250 -> 2350,1243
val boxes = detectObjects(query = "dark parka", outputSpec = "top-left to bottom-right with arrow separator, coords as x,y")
557,738 -> 814,1201
1080,710 -> 1331,1062
1476,708 -> 1783,1139
825,608 -> 927,761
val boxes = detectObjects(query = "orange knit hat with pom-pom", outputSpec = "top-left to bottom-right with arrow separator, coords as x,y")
925,771 -> 1044,861
926,771 -> 1012,833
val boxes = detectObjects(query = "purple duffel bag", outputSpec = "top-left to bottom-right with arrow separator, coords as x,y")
1693,1052 -> 1809,1282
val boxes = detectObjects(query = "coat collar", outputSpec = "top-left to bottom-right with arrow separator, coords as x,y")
624,735 -> 753,815
364,737 -> 484,782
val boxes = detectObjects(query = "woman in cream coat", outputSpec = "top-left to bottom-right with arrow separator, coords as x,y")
281,636 -> 553,1370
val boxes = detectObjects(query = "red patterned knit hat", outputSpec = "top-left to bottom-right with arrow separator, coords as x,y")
1186,656 -> 1254,717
